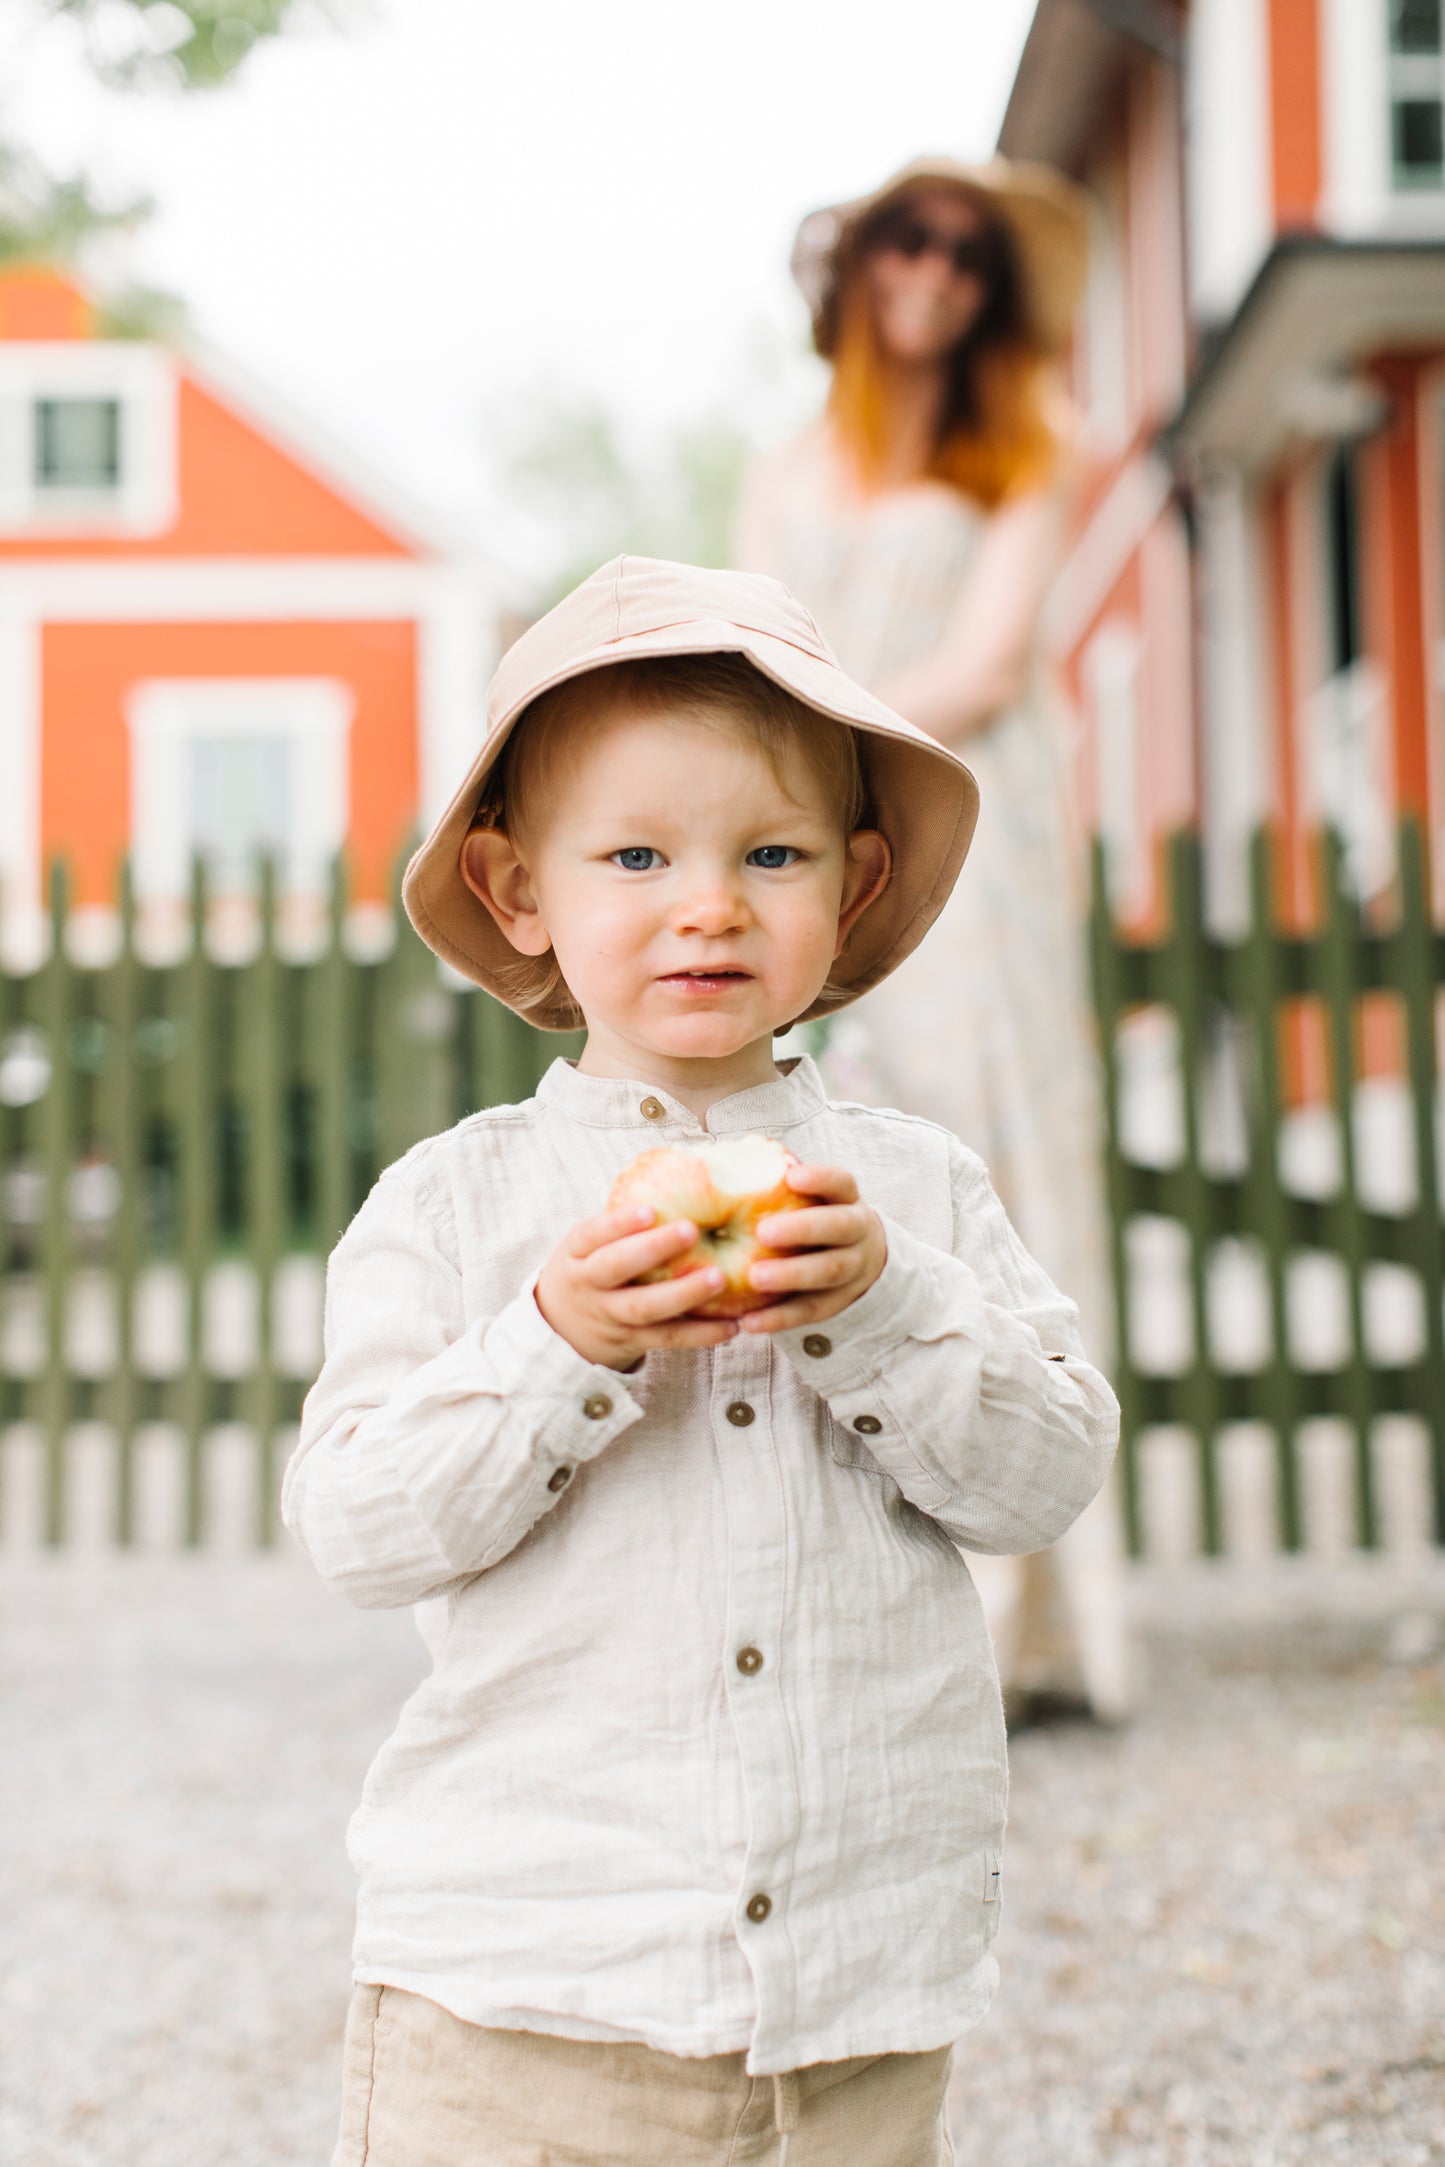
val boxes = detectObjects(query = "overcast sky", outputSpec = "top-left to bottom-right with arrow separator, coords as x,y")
5,0 -> 1035,567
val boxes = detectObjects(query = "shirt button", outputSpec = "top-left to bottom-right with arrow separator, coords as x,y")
583,1394 -> 613,1420
547,1465 -> 572,1493
726,1401 -> 755,1427
745,1892 -> 772,1923
640,1096 -> 665,1122
736,1646 -> 764,1675
802,1334 -> 832,1358
852,1413 -> 882,1435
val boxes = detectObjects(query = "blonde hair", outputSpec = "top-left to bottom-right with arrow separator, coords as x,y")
828,190 -> 1059,509
473,653 -> 871,1029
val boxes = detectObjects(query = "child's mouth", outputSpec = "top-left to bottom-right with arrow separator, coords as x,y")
658,970 -> 752,994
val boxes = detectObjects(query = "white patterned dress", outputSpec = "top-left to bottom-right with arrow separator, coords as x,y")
744,464 -> 1130,1718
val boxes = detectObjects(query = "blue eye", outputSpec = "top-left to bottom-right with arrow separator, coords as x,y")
747,845 -> 800,869
612,847 -> 662,872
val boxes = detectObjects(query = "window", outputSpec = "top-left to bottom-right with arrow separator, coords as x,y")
1390,0 -> 1445,188
1324,445 -> 1363,672
33,396 -> 121,490
126,680 -> 353,903
0,345 -> 175,534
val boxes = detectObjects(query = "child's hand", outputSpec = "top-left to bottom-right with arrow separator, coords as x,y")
536,1206 -> 740,1371
738,1163 -> 887,1334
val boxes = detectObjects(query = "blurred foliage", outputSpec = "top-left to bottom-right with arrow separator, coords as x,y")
498,393 -> 755,612
2,0 -> 345,314
0,144 -> 150,267
28,0 -> 341,93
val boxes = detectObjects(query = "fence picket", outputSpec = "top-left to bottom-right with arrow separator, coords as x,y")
104,870 -> 143,1542
38,867 -> 74,1544
1317,830 -> 1377,1545
1167,832 -> 1223,1553
1235,829 -> 1302,1549
1392,817 -> 1445,1539
176,864 -> 217,1543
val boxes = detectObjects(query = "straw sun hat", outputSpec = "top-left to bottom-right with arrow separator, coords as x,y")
403,556 -> 979,1032
791,154 -> 1090,360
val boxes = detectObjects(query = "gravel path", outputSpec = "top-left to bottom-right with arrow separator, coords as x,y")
2,1551 -> 1442,2167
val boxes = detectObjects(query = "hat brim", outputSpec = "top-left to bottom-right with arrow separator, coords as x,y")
792,154 -> 1090,359
403,617 -> 978,1033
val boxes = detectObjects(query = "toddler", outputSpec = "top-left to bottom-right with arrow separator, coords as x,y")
284,556 -> 1118,2166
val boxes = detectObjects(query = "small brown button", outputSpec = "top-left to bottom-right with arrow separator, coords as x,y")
547,1465 -> 572,1493
639,1096 -> 665,1121
1048,1354 -> 1066,1363
726,1401 -> 755,1427
583,1394 -> 613,1420
801,1334 -> 832,1358
745,1892 -> 772,1923
736,1646 -> 764,1675
852,1414 -> 882,1435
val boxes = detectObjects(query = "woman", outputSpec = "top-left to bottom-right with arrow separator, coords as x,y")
738,156 -> 1130,1722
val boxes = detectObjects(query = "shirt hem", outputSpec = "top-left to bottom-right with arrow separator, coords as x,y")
350,1955 -> 999,2076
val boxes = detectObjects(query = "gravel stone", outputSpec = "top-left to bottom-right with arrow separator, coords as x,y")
3,1550 -> 1442,2166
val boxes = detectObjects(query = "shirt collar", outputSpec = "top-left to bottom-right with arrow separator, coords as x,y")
535,1054 -> 828,1137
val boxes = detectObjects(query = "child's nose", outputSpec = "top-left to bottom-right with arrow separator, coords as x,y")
673,878 -> 749,936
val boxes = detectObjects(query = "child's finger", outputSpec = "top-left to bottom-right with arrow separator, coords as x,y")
582,1219 -> 699,1289
747,1246 -> 862,1295
756,1203 -> 868,1250
566,1204 -> 656,1260
739,1290 -> 846,1334
783,1162 -> 859,1204
607,1265 -> 727,1326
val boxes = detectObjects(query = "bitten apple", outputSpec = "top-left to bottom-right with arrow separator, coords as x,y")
608,1133 -> 811,1318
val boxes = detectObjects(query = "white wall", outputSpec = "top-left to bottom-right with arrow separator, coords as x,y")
1186,0 -> 1273,321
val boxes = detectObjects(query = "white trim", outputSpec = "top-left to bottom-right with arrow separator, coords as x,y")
1084,620 -> 1144,915
125,677 -> 353,900
417,573 -> 496,829
0,556 -> 480,620
1047,453 -> 1172,656
1186,0 -> 1272,321
1197,471 -> 1271,929
0,344 -> 178,536
1323,0 -> 1445,236
180,343 -> 466,561
0,597 -> 42,953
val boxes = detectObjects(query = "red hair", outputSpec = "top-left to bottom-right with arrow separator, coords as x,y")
826,197 -> 1059,510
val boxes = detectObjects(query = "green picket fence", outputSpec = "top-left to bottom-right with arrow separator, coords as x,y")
1091,820 -> 1445,1559
0,864 -> 574,1546
4,829 -> 1442,1556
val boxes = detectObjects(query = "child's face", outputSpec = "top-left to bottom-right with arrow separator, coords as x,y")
464,701 -> 888,1083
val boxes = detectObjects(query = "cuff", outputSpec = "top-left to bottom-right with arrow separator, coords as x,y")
770,1215 -> 979,1393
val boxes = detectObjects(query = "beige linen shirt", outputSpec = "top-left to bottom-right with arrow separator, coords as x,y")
284,1056 -> 1118,2076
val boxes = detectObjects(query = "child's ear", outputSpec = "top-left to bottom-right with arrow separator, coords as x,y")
835,828 -> 892,956
459,829 -> 553,957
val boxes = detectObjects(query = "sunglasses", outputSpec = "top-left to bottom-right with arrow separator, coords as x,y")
869,211 -> 995,281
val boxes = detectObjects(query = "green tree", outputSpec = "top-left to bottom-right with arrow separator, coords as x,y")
1,0 -> 345,285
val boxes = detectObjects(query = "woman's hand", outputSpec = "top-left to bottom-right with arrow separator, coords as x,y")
536,1206 -> 739,1371
739,1163 -> 887,1334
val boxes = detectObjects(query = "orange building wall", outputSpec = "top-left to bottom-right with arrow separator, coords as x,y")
41,620 -> 419,905
1268,0 -> 1323,228
0,374 -> 413,561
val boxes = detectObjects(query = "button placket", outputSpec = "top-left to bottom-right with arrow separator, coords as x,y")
709,1339 -> 798,2035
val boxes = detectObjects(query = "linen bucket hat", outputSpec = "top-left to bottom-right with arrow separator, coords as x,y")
792,153 -> 1090,361
403,555 -> 980,1031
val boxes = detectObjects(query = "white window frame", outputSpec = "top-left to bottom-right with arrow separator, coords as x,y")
0,343 -> 178,536
125,678 -> 353,902
1386,0 -> 1445,189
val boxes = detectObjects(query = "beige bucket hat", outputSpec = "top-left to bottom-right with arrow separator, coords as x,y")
403,556 -> 979,1032
792,154 -> 1090,360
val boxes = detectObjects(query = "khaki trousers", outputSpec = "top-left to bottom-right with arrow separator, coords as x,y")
333,1984 -> 956,2167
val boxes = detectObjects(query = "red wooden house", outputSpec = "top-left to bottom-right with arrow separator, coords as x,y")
0,267 -> 491,955
1002,0 -> 1445,1013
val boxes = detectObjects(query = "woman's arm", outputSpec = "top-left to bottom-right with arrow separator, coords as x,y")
879,487 -> 1062,746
